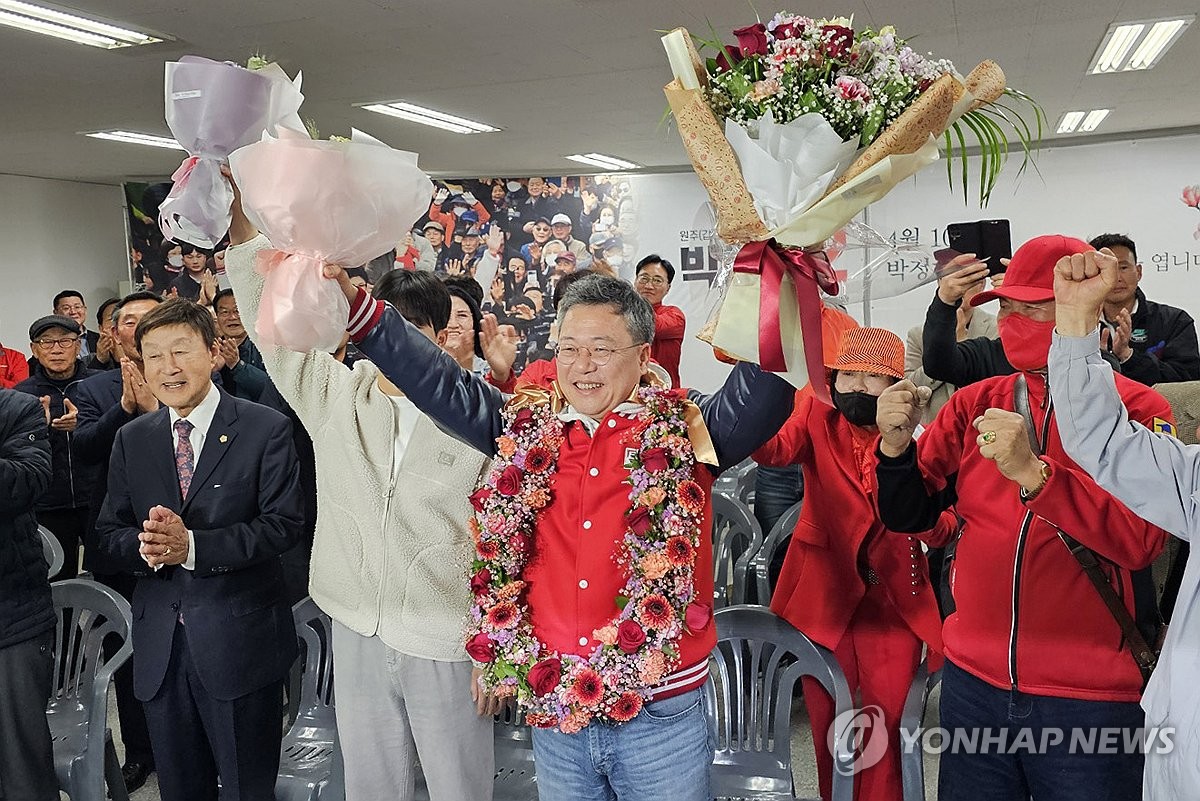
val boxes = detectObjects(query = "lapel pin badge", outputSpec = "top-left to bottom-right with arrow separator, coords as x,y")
219,434 -> 229,443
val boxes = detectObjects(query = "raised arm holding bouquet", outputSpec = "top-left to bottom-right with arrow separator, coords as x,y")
228,128 -> 433,352
158,56 -> 305,248
662,13 -> 1038,395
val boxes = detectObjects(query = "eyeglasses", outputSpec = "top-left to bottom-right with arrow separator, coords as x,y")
636,275 -> 668,287
34,336 -> 80,350
555,342 -> 645,366
215,307 -> 241,317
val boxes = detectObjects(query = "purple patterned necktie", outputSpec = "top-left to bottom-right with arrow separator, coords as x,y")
174,418 -> 195,499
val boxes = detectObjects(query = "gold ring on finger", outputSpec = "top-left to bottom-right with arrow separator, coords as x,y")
981,431 -> 997,444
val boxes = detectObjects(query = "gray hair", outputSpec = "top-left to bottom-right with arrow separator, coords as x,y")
556,273 -> 654,344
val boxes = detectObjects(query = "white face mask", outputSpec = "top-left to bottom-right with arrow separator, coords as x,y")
606,254 -> 624,268
453,206 -> 468,217
167,255 -> 184,268
507,181 -> 522,193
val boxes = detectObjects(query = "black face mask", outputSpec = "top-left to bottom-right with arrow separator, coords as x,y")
832,389 -> 879,428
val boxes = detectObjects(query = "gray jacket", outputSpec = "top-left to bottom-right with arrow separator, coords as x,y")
1048,329 -> 1200,800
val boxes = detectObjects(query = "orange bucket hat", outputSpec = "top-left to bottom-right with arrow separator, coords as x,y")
825,327 -> 905,380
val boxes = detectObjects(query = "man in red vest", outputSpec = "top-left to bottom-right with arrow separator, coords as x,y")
331,267 -> 794,801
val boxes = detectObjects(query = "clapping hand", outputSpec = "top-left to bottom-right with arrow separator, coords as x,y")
1100,307 -> 1133,362
51,398 -> 78,432
120,358 -> 159,415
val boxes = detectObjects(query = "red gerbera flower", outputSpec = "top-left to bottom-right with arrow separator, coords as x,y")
525,446 -> 553,473
476,539 -> 500,560
570,668 -> 605,707
486,601 -> 519,630
608,691 -> 643,722
677,479 -> 705,513
666,536 -> 695,566
638,594 -> 675,629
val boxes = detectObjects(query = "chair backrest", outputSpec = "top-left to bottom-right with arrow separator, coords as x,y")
754,501 -> 804,605
710,493 -> 764,608
713,458 -> 758,504
39,525 -> 65,579
707,605 -> 855,801
291,597 -> 335,728
493,702 -> 537,784
46,580 -> 133,741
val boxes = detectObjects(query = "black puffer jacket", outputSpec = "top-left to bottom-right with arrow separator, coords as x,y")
13,360 -> 99,510
0,389 -> 54,649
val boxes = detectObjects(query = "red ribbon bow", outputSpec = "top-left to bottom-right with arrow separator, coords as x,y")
733,239 -> 838,405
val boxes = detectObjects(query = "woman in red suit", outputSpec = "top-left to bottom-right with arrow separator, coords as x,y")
754,327 -> 949,801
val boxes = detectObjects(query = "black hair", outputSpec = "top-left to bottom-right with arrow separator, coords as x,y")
159,239 -> 182,261
444,284 -> 484,358
442,275 -> 484,307
97,297 -> 121,326
134,298 -> 217,351
53,290 -> 85,308
114,291 -> 163,321
212,288 -> 236,309
635,254 -> 675,283
372,270 -> 451,332
552,268 -> 594,310
1089,233 -> 1137,261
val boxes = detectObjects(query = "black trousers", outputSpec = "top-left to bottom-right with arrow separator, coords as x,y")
93,571 -> 155,765
0,630 -> 58,801
143,626 -> 283,801
35,506 -> 88,581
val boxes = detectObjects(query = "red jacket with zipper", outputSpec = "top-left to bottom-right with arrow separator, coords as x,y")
876,370 -> 1171,702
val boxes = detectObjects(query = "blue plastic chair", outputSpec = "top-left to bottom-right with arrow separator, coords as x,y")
707,604 -> 855,801
46,578 -> 132,801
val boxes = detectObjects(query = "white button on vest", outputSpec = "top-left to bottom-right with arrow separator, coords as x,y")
579,579 -> 589,589
607,419 -> 616,428
579,637 -> 588,647
583,520 -> 592,530
589,467 -> 599,477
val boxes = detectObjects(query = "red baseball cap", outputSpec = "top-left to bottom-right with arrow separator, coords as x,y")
970,234 -> 1093,307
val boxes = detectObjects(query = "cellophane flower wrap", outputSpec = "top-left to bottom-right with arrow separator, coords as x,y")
159,56 -> 305,248
228,128 -> 434,352
662,14 -> 1008,392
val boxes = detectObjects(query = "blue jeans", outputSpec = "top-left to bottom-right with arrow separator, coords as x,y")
938,660 -> 1146,801
530,687 -> 715,801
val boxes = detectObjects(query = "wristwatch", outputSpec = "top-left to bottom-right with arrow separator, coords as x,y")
1020,459 -> 1052,502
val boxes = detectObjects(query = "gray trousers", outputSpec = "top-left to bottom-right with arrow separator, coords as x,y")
0,630 -> 58,801
331,622 -> 494,801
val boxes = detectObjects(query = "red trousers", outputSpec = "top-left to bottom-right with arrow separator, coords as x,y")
803,584 -> 923,801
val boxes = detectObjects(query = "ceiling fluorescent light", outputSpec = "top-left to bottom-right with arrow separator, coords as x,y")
1079,109 -> 1110,132
565,153 -> 641,171
0,0 -> 162,47
1088,16 -> 1193,73
359,102 -> 499,134
84,131 -> 185,150
1056,112 -> 1085,134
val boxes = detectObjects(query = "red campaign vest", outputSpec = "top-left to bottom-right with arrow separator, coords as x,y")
523,409 -> 718,696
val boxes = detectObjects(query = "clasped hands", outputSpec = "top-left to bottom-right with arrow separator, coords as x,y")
139,505 -> 189,568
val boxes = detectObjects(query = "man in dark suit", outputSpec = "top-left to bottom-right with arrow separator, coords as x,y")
95,298 -> 303,801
